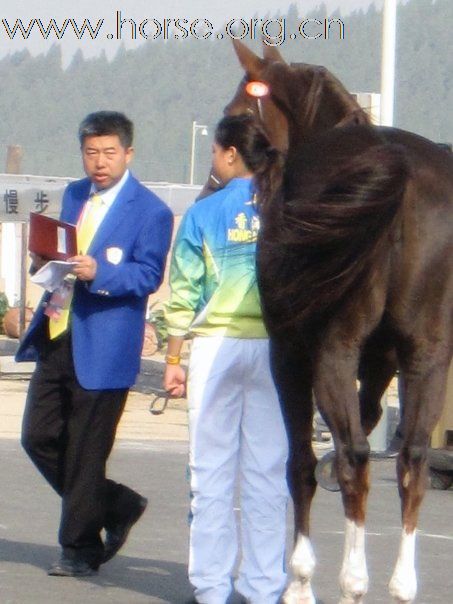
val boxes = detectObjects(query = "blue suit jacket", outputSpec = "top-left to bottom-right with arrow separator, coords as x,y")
16,173 -> 174,390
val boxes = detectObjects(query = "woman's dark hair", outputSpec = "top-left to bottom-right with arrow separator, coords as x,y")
79,111 -> 133,148
214,114 -> 283,210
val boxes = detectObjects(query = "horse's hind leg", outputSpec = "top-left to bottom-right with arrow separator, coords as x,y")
314,344 -> 370,604
270,341 -> 317,604
389,347 -> 451,603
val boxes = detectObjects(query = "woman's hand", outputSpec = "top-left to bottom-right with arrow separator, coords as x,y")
163,364 -> 187,398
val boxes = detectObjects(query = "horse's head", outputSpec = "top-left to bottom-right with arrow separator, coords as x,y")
225,41 -> 370,149
224,42 -> 291,152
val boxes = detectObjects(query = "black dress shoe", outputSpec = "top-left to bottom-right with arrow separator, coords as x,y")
103,495 -> 148,563
48,557 -> 97,577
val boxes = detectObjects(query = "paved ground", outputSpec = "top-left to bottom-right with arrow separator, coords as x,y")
0,378 -> 188,442
0,378 -> 452,604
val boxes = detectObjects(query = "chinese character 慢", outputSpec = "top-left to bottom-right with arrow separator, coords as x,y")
4,190 -> 19,214
34,191 -> 49,213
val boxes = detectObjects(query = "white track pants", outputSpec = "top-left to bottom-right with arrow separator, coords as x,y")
187,337 -> 289,604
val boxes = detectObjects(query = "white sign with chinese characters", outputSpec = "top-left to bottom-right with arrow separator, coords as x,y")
0,174 -> 73,221
0,173 -> 202,222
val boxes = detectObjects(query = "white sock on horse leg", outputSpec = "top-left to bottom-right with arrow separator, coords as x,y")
339,519 -> 369,602
389,528 -> 417,603
283,534 -> 316,604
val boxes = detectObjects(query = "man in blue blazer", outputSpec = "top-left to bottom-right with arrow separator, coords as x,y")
17,111 -> 173,576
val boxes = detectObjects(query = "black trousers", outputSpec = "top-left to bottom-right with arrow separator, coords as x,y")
21,332 -> 142,567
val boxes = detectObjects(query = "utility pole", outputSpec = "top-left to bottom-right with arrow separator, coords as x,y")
380,0 -> 397,126
4,145 -> 27,336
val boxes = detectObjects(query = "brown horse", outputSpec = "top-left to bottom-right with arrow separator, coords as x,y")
224,41 -> 453,604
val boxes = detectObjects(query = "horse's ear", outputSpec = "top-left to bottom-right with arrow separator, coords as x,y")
262,42 -> 286,64
232,39 -> 264,77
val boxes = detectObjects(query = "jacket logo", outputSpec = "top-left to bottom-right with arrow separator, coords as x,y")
106,247 -> 123,265
228,212 -> 260,243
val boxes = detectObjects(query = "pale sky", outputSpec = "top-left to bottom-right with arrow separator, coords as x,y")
1,0 -> 391,66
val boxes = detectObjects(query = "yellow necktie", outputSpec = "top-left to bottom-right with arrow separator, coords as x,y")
48,194 -> 103,339
77,193 -> 103,254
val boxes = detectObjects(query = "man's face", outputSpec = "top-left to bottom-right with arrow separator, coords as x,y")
82,134 -> 133,190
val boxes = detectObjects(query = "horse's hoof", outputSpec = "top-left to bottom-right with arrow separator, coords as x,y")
315,450 -> 340,491
389,593 -> 415,604
339,570 -> 368,604
389,587 -> 416,603
290,534 -> 316,579
389,570 -> 417,603
283,580 -> 316,604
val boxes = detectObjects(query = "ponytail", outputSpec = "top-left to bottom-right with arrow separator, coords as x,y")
214,114 -> 284,213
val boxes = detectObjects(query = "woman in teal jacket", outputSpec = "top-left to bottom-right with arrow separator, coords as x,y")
164,115 -> 288,604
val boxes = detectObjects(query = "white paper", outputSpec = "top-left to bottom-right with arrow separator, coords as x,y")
31,261 -> 78,292
57,226 -> 67,254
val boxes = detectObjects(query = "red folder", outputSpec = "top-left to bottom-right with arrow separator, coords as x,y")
29,213 -> 77,261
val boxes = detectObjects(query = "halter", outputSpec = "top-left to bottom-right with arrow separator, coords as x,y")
244,70 -> 323,132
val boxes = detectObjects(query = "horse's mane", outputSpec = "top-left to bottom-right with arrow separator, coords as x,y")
290,62 -> 371,128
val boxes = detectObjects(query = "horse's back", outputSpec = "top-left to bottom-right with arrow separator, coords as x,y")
381,126 -> 453,207
378,128 -> 453,341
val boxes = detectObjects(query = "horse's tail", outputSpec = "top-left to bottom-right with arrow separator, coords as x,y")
262,143 -> 411,334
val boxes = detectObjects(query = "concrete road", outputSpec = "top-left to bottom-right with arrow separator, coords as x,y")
0,379 -> 452,604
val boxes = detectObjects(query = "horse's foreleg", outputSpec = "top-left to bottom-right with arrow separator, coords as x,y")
336,450 -> 370,604
389,527 -> 417,604
270,342 -> 317,604
389,355 -> 450,603
337,520 -> 367,604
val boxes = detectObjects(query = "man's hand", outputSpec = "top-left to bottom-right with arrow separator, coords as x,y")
163,364 -> 187,398
70,255 -> 97,281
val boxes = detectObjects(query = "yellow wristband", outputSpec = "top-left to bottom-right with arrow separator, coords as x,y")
165,354 -> 181,365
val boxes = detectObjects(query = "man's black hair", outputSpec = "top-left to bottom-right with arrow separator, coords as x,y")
79,111 -> 133,148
